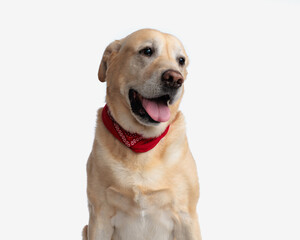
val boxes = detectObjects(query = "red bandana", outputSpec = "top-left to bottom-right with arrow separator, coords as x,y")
101,104 -> 169,153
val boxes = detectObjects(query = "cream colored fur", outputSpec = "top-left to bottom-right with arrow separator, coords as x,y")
83,29 -> 201,240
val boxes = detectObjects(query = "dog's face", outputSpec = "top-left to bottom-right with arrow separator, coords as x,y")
99,29 -> 189,137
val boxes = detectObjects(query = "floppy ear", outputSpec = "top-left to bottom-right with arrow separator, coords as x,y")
98,40 -> 121,82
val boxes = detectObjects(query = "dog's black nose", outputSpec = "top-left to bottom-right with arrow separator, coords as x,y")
161,70 -> 184,89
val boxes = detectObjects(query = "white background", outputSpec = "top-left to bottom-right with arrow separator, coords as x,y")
0,0 -> 299,239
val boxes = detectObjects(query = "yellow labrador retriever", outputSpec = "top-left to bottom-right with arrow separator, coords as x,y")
83,29 -> 201,240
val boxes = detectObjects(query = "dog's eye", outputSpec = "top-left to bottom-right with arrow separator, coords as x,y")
139,47 -> 153,57
178,57 -> 185,66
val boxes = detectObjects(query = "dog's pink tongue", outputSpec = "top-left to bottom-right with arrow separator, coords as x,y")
142,98 -> 170,122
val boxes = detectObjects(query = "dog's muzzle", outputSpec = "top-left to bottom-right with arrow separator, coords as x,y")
129,70 -> 184,125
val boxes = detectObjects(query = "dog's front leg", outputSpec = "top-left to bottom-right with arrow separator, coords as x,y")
85,203 -> 114,240
173,212 -> 202,240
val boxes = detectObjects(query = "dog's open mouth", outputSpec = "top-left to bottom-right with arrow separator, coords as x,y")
129,89 -> 171,124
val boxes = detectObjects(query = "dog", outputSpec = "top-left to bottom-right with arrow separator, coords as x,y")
82,29 -> 201,240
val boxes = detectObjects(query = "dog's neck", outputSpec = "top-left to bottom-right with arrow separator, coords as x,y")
102,104 -> 169,153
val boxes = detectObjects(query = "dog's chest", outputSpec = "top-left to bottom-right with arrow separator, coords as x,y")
111,208 -> 174,240
107,187 -> 174,240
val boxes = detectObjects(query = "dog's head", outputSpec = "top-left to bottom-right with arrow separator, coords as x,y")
98,29 -> 189,137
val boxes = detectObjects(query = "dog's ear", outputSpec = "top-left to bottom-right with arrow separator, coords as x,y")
98,40 -> 121,82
